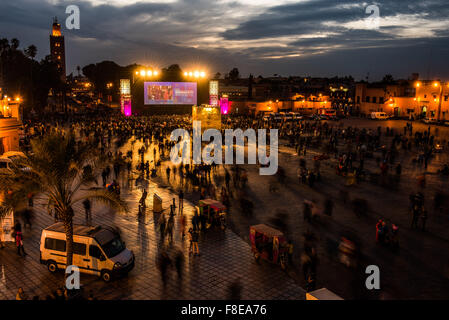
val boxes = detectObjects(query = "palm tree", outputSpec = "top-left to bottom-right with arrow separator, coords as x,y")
24,45 -> 37,60
0,133 -> 128,269
10,38 -> 19,50
25,45 -> 38,110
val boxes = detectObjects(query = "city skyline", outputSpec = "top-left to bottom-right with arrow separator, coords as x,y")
1,0 -> 449,80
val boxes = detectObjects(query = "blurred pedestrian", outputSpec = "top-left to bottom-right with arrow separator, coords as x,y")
174,249 -> 184,280
179,213 -> 186,239
83,199 -> 92,225
15,223 -> 26,257
178,189 -> 184,213
191,228 -> 199,256
167,213 -> 174,243
158,251 -> 172,288
23,209 -> 32,229
159,213 -> 167,240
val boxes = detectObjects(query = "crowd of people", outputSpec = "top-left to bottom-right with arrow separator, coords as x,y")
5,110 -> 448,298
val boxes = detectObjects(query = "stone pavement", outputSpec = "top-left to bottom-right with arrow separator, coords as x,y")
224,119 -> 449,299
0,169 -> 305,300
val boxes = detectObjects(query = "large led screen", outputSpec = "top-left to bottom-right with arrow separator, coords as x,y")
144,82 -> 197,105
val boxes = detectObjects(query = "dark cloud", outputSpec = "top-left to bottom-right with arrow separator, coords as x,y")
0,0 -> 448,80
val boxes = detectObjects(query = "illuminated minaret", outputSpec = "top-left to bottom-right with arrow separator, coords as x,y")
49,17 -> 66,82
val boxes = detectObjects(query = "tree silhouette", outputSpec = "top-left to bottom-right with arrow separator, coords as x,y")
228,68 -> 240,80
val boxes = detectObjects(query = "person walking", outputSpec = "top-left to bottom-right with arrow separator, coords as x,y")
101,169 -> 107,187
82,199 -> 92,225
192,210 -> 200,231
178,189 -> 184,213
171,198 -> 177,215
179,213 -> 186,239
15,224 -> 26,257
174,249 -> 184,280
376,219 -> 383,243
23,209 -> 32,229
167,213 -> 174,243
191,228 -> 199,256
27,192 -> 34,207
188,228 -> 194,254
159,213 -> 167,240
157,251 -> 172,288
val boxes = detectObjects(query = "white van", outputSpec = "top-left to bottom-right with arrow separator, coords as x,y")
40,222 -> 135,282
370,112 -> 389,120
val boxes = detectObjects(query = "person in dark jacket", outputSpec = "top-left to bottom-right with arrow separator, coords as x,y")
15,223 -> 26,256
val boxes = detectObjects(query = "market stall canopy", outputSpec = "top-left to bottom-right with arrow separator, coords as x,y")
250,224 -> 284,237
199,199 -> 226,211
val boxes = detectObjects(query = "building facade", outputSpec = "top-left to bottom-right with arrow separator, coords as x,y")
355,80 -> 449,119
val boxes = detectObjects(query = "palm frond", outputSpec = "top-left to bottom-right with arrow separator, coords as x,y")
72,188 -> 129,214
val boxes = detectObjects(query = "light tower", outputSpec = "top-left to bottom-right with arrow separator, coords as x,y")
49,17 -> 66,82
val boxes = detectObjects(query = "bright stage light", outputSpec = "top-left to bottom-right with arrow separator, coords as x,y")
140,70 -> 146,76
200,71 -> 206,78
194,71 -> 200,78
189,72 -> 193,77
147,70 -> 153,76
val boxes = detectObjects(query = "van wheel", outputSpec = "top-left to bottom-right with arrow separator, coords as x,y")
101,270 -> 112,282
47,261 -> 58,273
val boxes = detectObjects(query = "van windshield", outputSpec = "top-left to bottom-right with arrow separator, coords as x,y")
101,237 -> 125,258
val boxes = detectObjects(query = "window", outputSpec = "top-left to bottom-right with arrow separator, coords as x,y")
357,96 -> 360,103
0,162 -> 7,169
73,242 -> 86,256
372,97 -> 377,103
101,237 -> 125,258
445,95 -> 448,102
89,245 -> 102,259
45,238 -> 66,252
366,96 -> 370,103
379,97 -> 384,104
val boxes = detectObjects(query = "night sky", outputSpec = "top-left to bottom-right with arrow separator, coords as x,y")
1,0 -> 448,80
